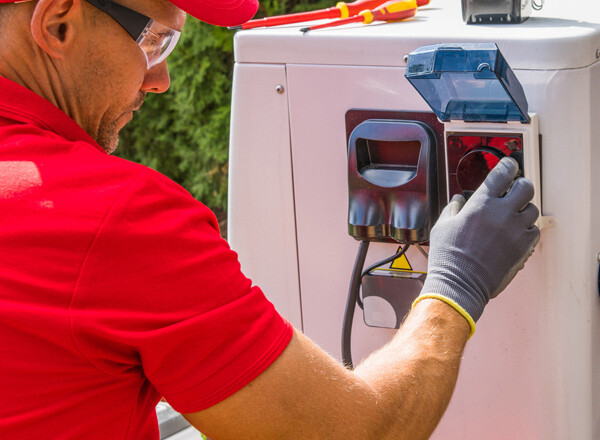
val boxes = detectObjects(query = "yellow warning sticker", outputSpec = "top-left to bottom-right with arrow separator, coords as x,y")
371,246 -> 427,275
390,248 -> 413,271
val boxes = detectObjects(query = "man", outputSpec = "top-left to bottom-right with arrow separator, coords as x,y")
0,0 -> 540,438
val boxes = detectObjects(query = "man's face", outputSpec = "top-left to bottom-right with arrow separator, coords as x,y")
75,0 -> 186,153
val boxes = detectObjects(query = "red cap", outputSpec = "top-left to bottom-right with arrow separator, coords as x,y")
169,0 -> 259,26
0,0 -> 260,27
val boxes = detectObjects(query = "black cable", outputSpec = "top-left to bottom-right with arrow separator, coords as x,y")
342,240 -> 369,369
356,243 -> 411,309
342,242 -> 411,369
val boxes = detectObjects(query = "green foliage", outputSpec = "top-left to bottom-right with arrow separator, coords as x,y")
117,0 -> 329,212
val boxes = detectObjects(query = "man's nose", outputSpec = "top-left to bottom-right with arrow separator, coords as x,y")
141,61 -> 171,94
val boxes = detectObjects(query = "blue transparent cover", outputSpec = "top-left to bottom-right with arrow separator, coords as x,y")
405,43 -> 530,123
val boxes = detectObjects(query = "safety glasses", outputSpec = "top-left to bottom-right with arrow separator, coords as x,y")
85,0 -> 181,69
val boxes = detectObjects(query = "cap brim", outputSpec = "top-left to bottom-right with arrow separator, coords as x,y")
169,0 -> 259,26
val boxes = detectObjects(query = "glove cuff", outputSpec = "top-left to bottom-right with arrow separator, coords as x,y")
412,293 -> 476,338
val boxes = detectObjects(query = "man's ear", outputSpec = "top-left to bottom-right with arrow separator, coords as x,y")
30,0 -> 83,59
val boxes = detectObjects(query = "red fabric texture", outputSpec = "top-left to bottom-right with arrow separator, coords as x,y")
0,77 -> 292,439
169,0 -> 259,26
0,0 -> 259,27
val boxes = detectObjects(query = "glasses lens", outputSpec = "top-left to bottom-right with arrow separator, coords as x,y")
136,20 -> 181,69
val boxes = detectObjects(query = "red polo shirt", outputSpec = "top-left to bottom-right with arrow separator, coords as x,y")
0,77 -> 292,439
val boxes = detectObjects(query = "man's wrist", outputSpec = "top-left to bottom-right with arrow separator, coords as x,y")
412,295 -> 474,338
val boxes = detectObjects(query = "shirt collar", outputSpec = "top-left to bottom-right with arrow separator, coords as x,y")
0,76 -> 105,153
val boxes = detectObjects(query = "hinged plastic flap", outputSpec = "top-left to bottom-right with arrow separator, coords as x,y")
405,43 -> 530,123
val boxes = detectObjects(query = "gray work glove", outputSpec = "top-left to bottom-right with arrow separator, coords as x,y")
415,157 -> 540,336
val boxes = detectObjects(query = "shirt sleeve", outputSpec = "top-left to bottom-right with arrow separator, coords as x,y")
70,168 -> 293,413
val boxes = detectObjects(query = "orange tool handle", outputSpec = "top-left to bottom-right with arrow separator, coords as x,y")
301,0 -> 417,32
234,0 -> 389,30
362,0 -> 418,23
344,0 -> 396,15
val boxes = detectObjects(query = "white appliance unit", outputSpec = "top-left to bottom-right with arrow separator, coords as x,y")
228,3 -> 600,438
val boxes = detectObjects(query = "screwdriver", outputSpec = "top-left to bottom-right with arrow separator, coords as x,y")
300,0 -> 418,32
230,0 -> 397,30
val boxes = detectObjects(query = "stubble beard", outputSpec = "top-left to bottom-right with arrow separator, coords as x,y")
96,92 -> 147,154
97,119 -> 120,154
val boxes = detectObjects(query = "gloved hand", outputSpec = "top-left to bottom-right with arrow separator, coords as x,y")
414,157 -> 540,336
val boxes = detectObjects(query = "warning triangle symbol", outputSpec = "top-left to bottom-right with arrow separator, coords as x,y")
390,247 -> 412,271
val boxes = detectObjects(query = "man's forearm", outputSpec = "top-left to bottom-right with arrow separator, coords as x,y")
354,299 -> 470,440
184,299 -> 470,440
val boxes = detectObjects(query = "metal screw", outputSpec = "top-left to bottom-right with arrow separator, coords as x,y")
275,85 -> 285,94
403,55 -> 409,63
596,49 -> 600,59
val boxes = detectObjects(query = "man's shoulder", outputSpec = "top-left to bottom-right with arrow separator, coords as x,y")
0,123 -> 202,224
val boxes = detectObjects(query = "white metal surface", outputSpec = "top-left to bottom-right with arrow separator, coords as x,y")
234,1 -> 600,70
228,64 -> 302,329
229,2 -> 600,438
